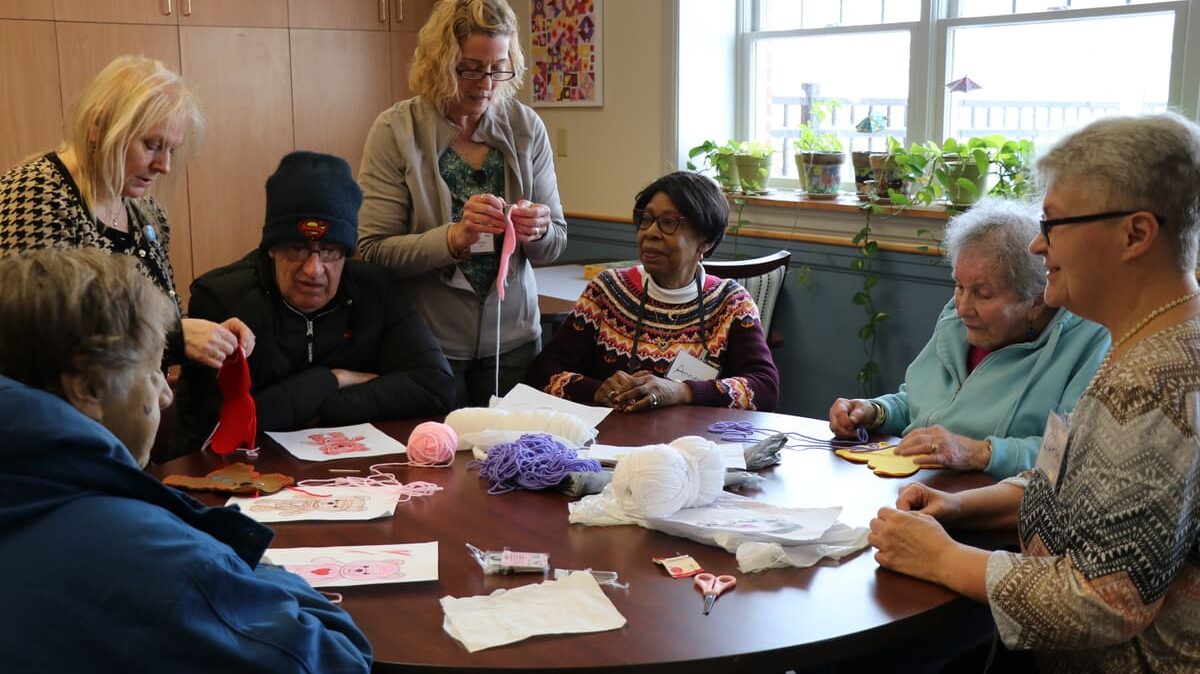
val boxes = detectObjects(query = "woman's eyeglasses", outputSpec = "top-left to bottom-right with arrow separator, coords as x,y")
457,69 -> 516,81
632,208 -> 689,235
275,243 -> 346,263
1039,210 -> 1167,244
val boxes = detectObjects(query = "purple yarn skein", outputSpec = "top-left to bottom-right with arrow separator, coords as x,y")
476,433 -> 600,495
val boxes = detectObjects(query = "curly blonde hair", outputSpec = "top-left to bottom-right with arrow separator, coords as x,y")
408,0 -> 526,112
62,55 -> 204,211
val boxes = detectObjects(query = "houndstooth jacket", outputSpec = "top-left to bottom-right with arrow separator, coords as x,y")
0,153 -> 181,313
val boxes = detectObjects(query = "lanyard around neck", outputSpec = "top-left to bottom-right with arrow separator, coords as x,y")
628,270 -> 707,373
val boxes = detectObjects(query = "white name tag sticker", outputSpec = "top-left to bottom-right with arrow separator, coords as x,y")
666,351 -> 718,382
1036,410 -> 1070,486
470,232 -> 495,254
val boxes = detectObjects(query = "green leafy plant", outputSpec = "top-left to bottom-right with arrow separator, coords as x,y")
732,141 -> 775,192
851,201 -> 887,394
687,139 -> 741,191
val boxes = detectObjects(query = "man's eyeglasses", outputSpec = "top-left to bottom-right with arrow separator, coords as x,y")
632,209 -> 690,235
276,243 -> 346,263
1039,210 -> 1167,244
457,68 -> 516,81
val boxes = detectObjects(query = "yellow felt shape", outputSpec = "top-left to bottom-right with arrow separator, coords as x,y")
834,446 -> 930,477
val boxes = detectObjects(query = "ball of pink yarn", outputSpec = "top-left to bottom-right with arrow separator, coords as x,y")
406,422 -> 457,466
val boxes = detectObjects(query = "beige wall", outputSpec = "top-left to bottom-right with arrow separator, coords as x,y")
514,0 -> 671,219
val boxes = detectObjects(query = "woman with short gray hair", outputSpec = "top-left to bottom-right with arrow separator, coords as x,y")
829,197 -> 1110,477
0,248 -> 371,671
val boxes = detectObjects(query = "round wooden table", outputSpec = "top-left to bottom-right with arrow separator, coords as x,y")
151,406 -> 997,672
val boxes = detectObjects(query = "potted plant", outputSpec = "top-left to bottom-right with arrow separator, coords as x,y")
733,141 -> 774,193
687,139 -> 741,192
794,125 -> 845,199
851,151 -> 873,201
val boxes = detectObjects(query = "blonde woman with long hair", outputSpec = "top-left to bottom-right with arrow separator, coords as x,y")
0,55 -> 253,369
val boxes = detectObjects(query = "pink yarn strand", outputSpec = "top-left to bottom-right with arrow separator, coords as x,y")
297,462 -> 443,503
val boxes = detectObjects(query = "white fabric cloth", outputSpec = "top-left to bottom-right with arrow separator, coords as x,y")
440,571 -> 626,653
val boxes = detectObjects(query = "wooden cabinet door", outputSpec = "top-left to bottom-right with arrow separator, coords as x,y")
289,0 -> 389,31
180,26 -> 293,277
53,0 -> 176,25
176,0 -> 287,28
54,22 -> 197,302
291,29 -> 392,176
0,20 -> 61,171
0,0 -> 52,20
390,29 -> 418,103
389,0 -> 434,32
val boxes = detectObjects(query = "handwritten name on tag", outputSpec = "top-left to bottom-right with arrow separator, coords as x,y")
666,351 -> 718,382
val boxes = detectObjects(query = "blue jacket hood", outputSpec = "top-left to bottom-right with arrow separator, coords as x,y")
0,376 -> 271,567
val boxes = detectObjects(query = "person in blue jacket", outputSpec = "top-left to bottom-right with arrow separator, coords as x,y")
0,248 -> 371,673
828,197 -> 1110,478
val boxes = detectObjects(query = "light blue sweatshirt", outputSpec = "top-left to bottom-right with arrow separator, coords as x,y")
873,299 -> 1110,478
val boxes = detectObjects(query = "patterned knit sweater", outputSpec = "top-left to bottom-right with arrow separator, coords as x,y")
986,317 -> 1200,672
526,267 -> 779,410
0,153 -> 180,311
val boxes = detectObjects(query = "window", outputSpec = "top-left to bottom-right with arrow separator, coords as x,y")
736,0 -> 1194,188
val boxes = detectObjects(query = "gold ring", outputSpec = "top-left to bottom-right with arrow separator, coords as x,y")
931,441 -> 939,453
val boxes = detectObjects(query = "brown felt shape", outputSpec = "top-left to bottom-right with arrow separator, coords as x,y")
834,446 -> 930,477
163,462 -> 294,495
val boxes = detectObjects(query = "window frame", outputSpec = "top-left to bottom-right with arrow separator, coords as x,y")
734,0 -> 1196,187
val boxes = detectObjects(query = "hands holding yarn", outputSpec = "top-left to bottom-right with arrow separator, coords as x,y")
594,370 -> 693,412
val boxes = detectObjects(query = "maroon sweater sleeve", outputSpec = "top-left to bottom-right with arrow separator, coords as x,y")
685,313 -> 780,411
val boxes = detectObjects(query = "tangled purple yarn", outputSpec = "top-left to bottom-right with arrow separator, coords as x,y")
475,433 -> 600,495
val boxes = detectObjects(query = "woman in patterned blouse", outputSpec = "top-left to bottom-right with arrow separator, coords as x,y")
869,113 -> 1200,672
0,55 -> 253,369
527,171 -> 780,412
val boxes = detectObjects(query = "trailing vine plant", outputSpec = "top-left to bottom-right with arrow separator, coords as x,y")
852,199 -> 887,394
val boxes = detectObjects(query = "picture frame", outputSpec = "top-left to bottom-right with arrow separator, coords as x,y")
530,0 -> 603,108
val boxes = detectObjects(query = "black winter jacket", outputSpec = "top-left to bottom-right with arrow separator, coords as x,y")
168,250 -> 454,459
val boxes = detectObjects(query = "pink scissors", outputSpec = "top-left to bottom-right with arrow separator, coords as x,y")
694,572 -> 736,615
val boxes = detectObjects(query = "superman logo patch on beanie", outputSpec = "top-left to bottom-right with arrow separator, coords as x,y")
298,219 -> 329,239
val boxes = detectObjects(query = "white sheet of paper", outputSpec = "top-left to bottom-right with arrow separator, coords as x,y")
227,486 -> 400,523
440,571 -> 626,653
266,423 -> 406,462
268,542 -> 438,588
584,442 -> 746,469
496,383 -> 611,427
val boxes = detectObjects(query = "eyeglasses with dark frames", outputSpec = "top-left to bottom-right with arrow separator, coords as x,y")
1039,210 -> 1167,244
456,68 -> 516,81
276,242 -> 346,263
632,208 -> 689,235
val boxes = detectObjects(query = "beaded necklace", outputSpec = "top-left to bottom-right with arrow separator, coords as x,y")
1088,288 -> 1200,389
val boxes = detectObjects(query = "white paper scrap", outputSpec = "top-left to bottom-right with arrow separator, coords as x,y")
440,571 -> 626,653
268,542 -> 438,588
227,486 -> 400,523
266,423 -> 406,462
496,383 -> 611,428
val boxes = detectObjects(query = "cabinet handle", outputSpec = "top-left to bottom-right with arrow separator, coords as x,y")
379,0 -> 387,23
396,0 -> 404,24
162,0 -> 172,16
184,0 -> 192,16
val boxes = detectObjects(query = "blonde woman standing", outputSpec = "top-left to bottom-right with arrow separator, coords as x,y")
0,55 -> 253,369
357,0 -> 566,406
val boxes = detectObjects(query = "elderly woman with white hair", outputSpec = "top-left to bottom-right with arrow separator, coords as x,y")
868,112 -> 1200,673
829,197 -> 1109,478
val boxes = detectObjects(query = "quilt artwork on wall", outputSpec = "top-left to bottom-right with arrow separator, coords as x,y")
530,0 -> 603,107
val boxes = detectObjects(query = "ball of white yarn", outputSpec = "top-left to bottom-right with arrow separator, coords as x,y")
670,436 -> 725,508
611,445 -> 694,519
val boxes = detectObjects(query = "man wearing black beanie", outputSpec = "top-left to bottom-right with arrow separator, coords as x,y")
168,151 -> 454,459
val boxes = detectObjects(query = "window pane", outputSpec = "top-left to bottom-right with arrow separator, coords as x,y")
955,0 -> 1164,19
761,0 -> 917,30
945,13 -> 1173,145
753,31 -> 911,183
